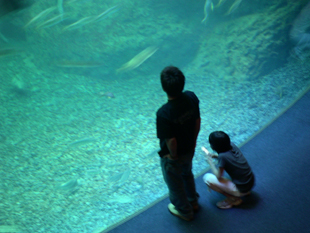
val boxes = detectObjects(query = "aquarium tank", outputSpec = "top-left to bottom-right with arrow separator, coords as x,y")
1,0 -> 310,232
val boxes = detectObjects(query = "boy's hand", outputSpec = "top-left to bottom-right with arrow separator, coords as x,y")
201,146 -> 211,161
201,146 -> 217,164
167,154 -> 178,160
201,146 -> 218,158
201,146 -> 210,155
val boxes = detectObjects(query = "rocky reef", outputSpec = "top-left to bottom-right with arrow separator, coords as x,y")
189,0 -> 310,81
11,0 -> 310,81
290,1 -> 310,60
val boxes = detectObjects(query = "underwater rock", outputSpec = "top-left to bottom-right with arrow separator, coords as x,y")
190,1 -> 306,81
290,2 -> 310,60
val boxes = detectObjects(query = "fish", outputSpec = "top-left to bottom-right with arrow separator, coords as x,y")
100,92 -> 115,98
0,48 -> 23,57
56,61 -> 104,68
61,5 -> 119,31
106,163 -> 123,168
62,16 -> 96,31
108,173 -> 123,183
36,14 -> 64,29
226,0 -> 242,15
57,178 -> 79,191
106,195 -> 134,203
118,169 -> 131,184
116,46 -> 158,73
24,7 -> 57,28
93,5 -> 119,22
68,138 -> 96,147
215,0 -> 227,8
108,169 -> 131,183
0,32 -> 8,43
136,177 -> 145,189
145,149 -> 159,159
57,0 -> 64,19
201,0 -> 214,23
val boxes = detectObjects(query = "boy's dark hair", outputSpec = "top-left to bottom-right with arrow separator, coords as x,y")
160,66 -> 185,97
208,131 -> 232,153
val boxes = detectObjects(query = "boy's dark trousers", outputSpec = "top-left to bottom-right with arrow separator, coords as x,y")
160,150 -> 197,218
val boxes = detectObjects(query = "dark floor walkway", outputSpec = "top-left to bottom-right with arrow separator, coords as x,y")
107,90 -> 310,233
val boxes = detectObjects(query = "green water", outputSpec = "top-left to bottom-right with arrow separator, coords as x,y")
0,0 -> 310,232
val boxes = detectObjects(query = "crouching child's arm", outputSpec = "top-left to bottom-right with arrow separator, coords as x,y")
201,146 -> 223,179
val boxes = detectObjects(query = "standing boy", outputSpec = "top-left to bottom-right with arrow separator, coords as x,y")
156,66 -> 201,221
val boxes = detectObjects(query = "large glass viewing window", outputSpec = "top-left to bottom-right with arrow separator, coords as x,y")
1,0 -> 310,232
